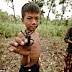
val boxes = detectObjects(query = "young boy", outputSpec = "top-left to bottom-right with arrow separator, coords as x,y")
64,26 -> 72,72
9,2 -> 41,72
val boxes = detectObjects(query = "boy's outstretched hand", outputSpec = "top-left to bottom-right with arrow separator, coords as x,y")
8,37 -> 31,55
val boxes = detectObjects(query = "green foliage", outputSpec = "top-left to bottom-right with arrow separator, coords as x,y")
0,10 -> 9,22
0,9 -> 70,38
41,10 -> 45,15
36,23 -> 66,38
40,12 -> 45,24
0,10 -> 21,24
52,4 -> 56,7
51,0 -> 55,3
50,63 -> 54,72
32,0 -> 44,8
0,23 -> 25,38
59,0 -> 66,4
37,2 -> 43,7
0,21 -> 67,38
42,69 -> 47,72
51,19 -> 72,26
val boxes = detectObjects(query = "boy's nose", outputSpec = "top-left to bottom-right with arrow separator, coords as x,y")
32,19 -> 36,25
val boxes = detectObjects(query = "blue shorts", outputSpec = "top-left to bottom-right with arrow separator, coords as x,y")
19,61 -> 39,72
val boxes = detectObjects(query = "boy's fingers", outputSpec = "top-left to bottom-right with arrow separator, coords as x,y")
22,37 -> 34,44
8,47 -> 19,53
15,37 -> 24,46
22,37 -> 28,44
30,39 -> 33,44
8,47 -> 15,52
10,41 -> 18,47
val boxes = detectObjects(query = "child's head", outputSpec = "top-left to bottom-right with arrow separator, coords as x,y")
21,2 -> 40,19
21,3 -> 40,31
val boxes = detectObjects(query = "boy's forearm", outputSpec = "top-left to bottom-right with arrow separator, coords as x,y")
66,39 -> 72,43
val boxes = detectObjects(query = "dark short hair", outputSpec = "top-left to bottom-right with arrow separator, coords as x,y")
21,2 -> 40,19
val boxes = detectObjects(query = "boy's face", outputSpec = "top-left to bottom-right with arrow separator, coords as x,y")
22,12 -> 40,31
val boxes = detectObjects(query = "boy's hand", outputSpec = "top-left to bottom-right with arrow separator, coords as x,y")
11,37 -> 28,46
8,37 -> 31,55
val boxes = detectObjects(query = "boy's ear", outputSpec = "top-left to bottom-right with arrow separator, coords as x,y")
21,18 -> 24,23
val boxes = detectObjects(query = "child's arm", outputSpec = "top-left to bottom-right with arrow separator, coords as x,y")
65,39 -> 72,43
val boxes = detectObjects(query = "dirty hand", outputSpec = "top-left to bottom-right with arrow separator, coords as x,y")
8,37 -> 31,55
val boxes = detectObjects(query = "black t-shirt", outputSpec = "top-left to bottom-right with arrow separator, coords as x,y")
64,26 -> 72,53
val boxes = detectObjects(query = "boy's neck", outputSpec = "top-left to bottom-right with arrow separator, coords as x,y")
26,28 -> 35,33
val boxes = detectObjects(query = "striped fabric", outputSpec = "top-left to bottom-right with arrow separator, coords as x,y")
64,53 -> 72,72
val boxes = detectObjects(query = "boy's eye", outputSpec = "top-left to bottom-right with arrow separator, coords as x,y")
27,18 -> 31,19
36,17 -> 39,20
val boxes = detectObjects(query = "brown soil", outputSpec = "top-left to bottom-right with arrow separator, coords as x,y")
0,37 -> 67,72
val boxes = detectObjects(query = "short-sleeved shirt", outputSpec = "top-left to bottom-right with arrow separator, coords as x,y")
64,26 -> 72,53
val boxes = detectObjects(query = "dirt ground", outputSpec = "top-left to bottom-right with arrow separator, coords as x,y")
0,37 -> 67,72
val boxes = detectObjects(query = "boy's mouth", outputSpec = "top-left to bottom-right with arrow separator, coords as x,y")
31,26 -> 37,28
